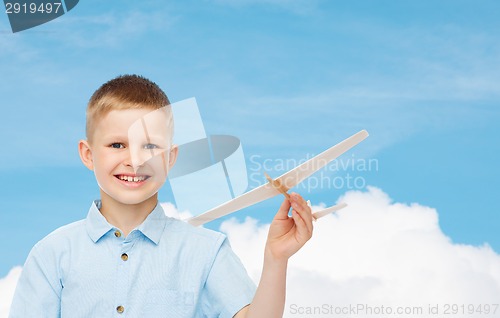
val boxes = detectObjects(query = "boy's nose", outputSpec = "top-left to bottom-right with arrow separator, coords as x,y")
129,148 -> 151,172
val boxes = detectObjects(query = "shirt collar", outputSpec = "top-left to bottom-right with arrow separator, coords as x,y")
86,200 -> 112,243
136,203 -> 168,245
85,200 -> 168,244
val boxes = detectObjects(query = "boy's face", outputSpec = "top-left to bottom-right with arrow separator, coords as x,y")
79,108 -> 177,206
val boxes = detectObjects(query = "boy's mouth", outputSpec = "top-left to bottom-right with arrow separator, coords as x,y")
115,174 -> 150,183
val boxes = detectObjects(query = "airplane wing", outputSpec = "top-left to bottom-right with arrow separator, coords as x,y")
312,202 -> 348,220
187,129 -> 369,226
187,182 -> 278,226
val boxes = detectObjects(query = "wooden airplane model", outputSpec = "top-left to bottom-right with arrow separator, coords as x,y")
187,130 -> 369,226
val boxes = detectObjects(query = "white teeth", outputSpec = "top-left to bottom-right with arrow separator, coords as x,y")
118,175 -> 146,182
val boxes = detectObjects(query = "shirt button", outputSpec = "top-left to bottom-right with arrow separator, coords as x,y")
121,253 -> 128,261
114,230 -> 121,238
116,305 -> 125,314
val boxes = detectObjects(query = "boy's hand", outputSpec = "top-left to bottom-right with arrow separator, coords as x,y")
265,193 -> 313,262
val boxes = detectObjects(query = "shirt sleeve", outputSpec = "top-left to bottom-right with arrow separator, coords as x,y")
200,236 -> 257,318
8,243 -> 62,318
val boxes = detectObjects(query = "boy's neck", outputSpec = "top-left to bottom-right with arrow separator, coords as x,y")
99,191 -> 158,237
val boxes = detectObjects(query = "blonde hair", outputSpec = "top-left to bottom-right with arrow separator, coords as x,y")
86,74 -> 173,143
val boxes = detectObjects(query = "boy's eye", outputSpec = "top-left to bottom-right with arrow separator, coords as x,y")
144,144 -> 159,150
110,143 -> 125,149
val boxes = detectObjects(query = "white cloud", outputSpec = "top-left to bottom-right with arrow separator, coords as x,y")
160,201 -> 193,220
221,187 -> 500,317
0,267 -> 21,318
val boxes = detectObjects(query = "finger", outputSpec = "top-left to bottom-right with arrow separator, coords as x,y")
274,197 -> 291,220
291,193 -> 313,234
291,202 -> 313,238
291,192 -> 304,204
290,193 -> 306,209
291,208 -> 312,242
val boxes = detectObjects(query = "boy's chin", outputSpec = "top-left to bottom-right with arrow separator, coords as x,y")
116,195 -> 157,206
100,190 -> 159,206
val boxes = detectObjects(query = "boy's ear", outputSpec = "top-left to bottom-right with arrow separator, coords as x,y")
78,140 -> 94,171
168,145 -> 179,169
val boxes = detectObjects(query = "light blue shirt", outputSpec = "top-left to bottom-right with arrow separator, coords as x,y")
9,201 -> 256,318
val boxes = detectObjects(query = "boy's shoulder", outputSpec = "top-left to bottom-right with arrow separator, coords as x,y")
32,219 -> 86,250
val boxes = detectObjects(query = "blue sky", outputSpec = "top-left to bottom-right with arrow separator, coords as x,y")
0,0 -> 499,277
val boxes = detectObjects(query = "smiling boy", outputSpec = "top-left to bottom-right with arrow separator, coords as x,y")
9,75 -> 314,318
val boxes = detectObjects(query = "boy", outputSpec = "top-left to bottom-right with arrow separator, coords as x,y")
9,75 -> 314,317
